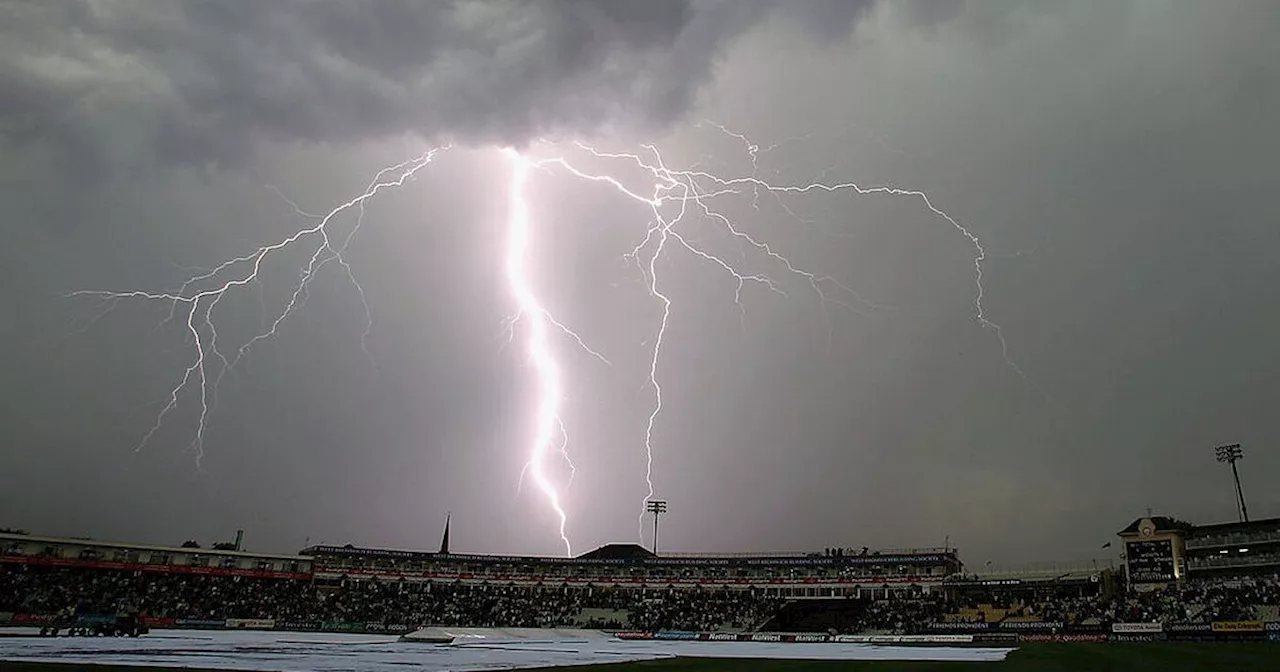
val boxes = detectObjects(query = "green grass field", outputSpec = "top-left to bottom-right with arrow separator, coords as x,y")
1,644 -> 1276,672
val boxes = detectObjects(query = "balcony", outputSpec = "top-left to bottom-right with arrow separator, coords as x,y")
1185,530 -> 1280,550
1187,552 -> 1280,572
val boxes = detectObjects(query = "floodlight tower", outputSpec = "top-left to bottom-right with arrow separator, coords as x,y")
1214,443 -> 1250,523
645,499 -> 668,555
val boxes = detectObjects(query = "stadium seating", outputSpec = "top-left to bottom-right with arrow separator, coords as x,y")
3,563 -> 1278,634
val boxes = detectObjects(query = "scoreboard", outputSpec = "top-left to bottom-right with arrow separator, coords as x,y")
1126,539 -> 1176,583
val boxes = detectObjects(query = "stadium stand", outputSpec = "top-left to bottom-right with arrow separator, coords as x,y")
2,513 -> 1279,637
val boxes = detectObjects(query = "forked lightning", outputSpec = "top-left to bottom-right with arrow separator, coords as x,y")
74,128 -> 1018,555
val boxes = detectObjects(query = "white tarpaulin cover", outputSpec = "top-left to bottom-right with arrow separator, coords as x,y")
0,628 -> 1014,671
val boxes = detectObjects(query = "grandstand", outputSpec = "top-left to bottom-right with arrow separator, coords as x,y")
302,540 -> 960,598
1,511 -> 1278,642
1118,515 -> 1280,588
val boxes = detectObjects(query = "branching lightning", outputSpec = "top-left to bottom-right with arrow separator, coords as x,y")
73,125 -> 1021,555
69,147 -> 448,468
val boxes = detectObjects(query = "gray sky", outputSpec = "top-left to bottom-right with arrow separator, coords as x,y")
2,0 -> 1278,569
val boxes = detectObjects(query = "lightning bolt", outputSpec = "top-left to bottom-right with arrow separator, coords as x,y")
73,125 -> 1022,556
68,147 -> 448,468
522,132 -> 1019,546
503,150 -> 574,556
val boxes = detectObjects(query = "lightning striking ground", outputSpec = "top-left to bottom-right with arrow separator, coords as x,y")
74,127 -> 1021,555
504,150 -> 574,556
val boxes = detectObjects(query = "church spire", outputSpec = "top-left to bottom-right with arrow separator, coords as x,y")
438,512 -> 451,555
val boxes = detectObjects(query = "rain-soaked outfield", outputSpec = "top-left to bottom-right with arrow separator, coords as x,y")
0,629 -> 1273,672
0,627 -> 1007,671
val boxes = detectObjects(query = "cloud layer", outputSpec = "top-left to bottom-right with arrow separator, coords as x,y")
1,0 -> 879,170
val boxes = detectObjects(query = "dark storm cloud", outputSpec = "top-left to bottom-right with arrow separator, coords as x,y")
0,0 -> 875,171
4,0 -> 1279,567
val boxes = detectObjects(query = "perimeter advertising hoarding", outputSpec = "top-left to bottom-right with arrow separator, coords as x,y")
175,619 -> 226,628
1000,621 -> 1064,631
225,618 -> 275,629
928,621 -> 989,630
1212,621 -> 1265,633
275,621 -> 323,631
9,613 -> 55,624
1112,622 -> 1162,633
1110,633 -> 1166,642
1020,634 -> 1109,643
972,632 -> 1020,644
929,620 -> 1065,632
362,623 -> 412,633
834,635 -> 973,644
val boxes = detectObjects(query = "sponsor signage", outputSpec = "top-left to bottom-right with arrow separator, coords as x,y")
1022,634 -> 1108,643
705,632 -> 738,641
1001,621 -> 1063,631
1264,621 -> 1280,632
749,633 -> 783,642
1268,632 -> 1280,643
1111,633 -> 1163,643
360,623 -> 410,633
973,632 -> 1019,643
1213,621 -> 1265,633
1112,622 -> 1162,633
929,621 -> 988,630
225,618 -> 275,630
142,617 -> 177,628
1167,622 -> 1212,633
11,614 -> 56,624
276,621 -> 322,631
792,634 -> 828,643
835,634 -> 973,644
922,635 -> 975,643
615,632 -> 653,640
175,619 -> 226,628
654,631 -> 698,640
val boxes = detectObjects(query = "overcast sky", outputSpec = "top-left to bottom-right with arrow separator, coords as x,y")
2,0 -> 1278,569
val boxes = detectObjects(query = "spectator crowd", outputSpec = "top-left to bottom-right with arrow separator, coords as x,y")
0,565 -> 779,631
2,565 -> 1277,634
